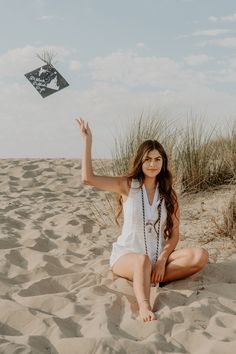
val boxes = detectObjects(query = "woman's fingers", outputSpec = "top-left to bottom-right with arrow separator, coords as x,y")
75,117 -> 85,125
75,117 -> 92,141
75,117 -> 87,130
152,271 -> 163,283
75,118 -> 82,126
75,117 -> 92,140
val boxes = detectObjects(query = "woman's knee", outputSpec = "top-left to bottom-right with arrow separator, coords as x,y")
111,252 -> 152,280
192,247 -> 209,269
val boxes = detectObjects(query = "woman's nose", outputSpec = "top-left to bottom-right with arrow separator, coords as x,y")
149,160 -> 155,167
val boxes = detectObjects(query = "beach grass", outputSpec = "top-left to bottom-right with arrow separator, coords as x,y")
174,119 -> 236,193
90,113 -> 236,227
212,190 -> 236,243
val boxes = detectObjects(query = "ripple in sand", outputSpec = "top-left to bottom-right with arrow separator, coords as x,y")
5,250 -> 28,269
0,299 -> 47,335
29,237 -> 58,252
28,336 -> 58,354
45,316 -> 82,337
0,238 -> 21,249
0,322 -> 22,336
44,229 -> 61,240
36,213 -> 56,222
83,222 -> 94,233
22,164 -> 39,171
22,171 -> 39,179
64,234 -> 81,243
18,278 -> 68,297
67,219 -> 80,226
9,176 -> 18,181
0,216 -> 25,230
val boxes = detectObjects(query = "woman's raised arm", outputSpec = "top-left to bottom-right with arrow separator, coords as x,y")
75,117 -> 127,195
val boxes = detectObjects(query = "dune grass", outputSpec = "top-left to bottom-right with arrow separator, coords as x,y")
90,112 -> 177,226
110,111 -> 177,176
174,119 -> 236,193
174,119 -> 215,193
212,190 -> 236,243
90,113 -> 236,227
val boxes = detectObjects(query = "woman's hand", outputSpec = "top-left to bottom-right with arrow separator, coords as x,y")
151,258 -> 167,284
75,117 -> 92,142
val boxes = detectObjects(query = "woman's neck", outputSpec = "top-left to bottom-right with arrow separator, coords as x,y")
143,177 -> 158,190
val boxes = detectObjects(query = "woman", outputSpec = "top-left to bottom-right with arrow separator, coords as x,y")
76,117 -> 209,323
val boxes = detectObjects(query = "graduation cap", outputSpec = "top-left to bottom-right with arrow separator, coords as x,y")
25,50 -> 69,98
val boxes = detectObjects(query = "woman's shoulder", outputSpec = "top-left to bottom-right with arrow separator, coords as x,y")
132,178 -> 141,187
120,177 -> 140,195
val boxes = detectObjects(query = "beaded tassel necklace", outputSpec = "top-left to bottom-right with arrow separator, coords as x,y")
141,186 -> 163,264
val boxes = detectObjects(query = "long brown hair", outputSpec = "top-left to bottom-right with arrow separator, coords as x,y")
115,140 -> 179,239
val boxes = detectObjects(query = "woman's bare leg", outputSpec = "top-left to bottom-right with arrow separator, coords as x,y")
162,247 -> 209,283
112,253 -> 156,322
111,248 -> 208,321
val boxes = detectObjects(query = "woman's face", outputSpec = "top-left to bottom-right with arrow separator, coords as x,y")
141,149 -> 163,178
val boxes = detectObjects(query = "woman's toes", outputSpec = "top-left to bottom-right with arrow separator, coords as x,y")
139,308 -> 157,322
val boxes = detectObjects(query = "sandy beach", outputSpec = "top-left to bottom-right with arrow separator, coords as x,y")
0,158 -> 235,354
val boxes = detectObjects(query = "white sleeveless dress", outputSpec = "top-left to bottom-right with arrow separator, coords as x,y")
109,178 -> 167,270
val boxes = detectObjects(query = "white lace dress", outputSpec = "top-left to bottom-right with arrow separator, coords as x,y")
109,178 -> 167,271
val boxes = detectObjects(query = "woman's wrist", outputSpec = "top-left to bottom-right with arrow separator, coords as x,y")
84,136 -> 92,144
158,254 -> 168,263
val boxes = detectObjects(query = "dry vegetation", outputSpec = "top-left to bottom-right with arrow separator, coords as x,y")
90,113 -> 236,241
212,191 -> 236,243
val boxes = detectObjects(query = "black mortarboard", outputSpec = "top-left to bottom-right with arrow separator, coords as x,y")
24,50 -> 69,98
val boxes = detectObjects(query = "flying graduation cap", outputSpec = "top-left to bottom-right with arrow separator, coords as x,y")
25,50 -> 69,98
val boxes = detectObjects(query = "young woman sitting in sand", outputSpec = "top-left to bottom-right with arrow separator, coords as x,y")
76,117 -> 209,323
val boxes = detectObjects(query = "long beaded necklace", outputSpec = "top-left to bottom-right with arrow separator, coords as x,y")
141,186 -> 163,264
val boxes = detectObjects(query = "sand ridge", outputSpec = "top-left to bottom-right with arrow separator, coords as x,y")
0,158 -> 235,354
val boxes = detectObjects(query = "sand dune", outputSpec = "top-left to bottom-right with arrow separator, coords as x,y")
0,159 -> 235,353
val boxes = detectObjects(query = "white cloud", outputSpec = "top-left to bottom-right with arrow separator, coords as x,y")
177,28 -> 231,40
176,34 -> 189,39
192,29 -> 232,36
228,56 -> 236,68
136,42 -> 148,49
69,60 -> 82,72
0,46 -> 70,77
208,13 -> 236,22
1,50 -> 235,158
206,56 -> 236,83
184,54 -> 211,66
197,37 -> 236,48
38,15 -> 64,21
195,41 -> 208,48
206,68 -> 236,83
221,13 -> 236,22
208,16 -> 218,22
1,68 -> 235,158
208,37 -> 236,48
88,50 -> 207,90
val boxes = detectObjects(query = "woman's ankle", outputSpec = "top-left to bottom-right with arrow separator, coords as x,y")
138,298 -> 151,308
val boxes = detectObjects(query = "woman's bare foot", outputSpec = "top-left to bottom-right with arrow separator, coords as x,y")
139,300 -> 157,322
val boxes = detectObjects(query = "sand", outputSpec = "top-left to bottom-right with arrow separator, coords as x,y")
0,158 -> 235,354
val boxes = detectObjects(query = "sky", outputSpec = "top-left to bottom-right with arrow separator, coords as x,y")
0,0 -> 236,158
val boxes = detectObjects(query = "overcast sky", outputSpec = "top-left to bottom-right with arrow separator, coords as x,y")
0,0 -> 236,158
